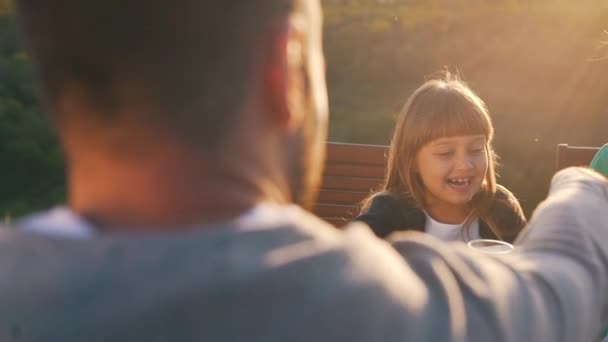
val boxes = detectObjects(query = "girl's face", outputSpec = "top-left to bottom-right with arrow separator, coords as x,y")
414,134 -> 488,211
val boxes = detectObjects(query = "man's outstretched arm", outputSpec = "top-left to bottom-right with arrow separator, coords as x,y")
380,167 -> 608,341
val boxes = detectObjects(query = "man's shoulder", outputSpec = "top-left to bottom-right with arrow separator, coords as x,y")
234,221 -> 420,340
0,212 -> 427,340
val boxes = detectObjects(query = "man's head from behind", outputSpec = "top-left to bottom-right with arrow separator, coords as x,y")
15,0 -> 328,212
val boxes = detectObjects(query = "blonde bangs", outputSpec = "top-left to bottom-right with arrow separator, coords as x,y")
407,86 -> 494,150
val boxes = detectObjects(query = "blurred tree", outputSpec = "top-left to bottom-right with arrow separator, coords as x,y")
0,14 -> 65,218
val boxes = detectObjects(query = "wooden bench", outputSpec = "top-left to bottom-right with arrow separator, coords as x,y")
314,142 -> 602,227
313,142 -> 388,227
556,144 -> 600,171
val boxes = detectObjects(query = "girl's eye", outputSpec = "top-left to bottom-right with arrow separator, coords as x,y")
435,151 -> 453,157
470,148 -> 484,154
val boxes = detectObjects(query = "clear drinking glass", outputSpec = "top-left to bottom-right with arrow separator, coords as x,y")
467,239 -> 514,254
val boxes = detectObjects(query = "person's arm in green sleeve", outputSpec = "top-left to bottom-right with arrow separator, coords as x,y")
590,144 -> 608,176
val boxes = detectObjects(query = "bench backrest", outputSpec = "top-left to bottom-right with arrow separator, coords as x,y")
313,142 -> 388,226
315,142 -> 602,227
556,144 -> 600,171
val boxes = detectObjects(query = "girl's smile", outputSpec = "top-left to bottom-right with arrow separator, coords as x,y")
415,134 -> 488,221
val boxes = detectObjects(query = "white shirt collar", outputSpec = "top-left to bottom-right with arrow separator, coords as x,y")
17,203 -> 302,239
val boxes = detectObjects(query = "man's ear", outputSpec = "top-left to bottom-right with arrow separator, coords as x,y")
263,20 -> 307,133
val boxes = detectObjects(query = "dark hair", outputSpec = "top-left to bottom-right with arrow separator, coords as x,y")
15,0 -> 294,147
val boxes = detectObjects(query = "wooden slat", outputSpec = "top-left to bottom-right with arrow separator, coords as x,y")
313,204 -> 359,220
315,142 -> 387,222
324,163 -> 385,178
326,142 -> 387,166
556,144 -> 599,171
321,176 -> 383,192
317,190 -> 369,204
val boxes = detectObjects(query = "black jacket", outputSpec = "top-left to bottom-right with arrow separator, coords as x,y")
353,185 -> 526,243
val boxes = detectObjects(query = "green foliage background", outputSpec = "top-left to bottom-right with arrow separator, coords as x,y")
324,0 -> 608,215
2,0 -> 608,217
0,11 -> 64,217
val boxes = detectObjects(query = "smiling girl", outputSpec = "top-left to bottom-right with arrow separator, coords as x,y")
354,75 -> 526,243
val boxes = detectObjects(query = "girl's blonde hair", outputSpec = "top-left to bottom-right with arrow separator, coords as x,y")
363,73 -> 504,239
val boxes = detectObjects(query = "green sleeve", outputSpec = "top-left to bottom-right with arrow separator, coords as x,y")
589,144 -> 608,176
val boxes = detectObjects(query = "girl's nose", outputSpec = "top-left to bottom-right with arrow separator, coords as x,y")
455,156 -> 475,170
